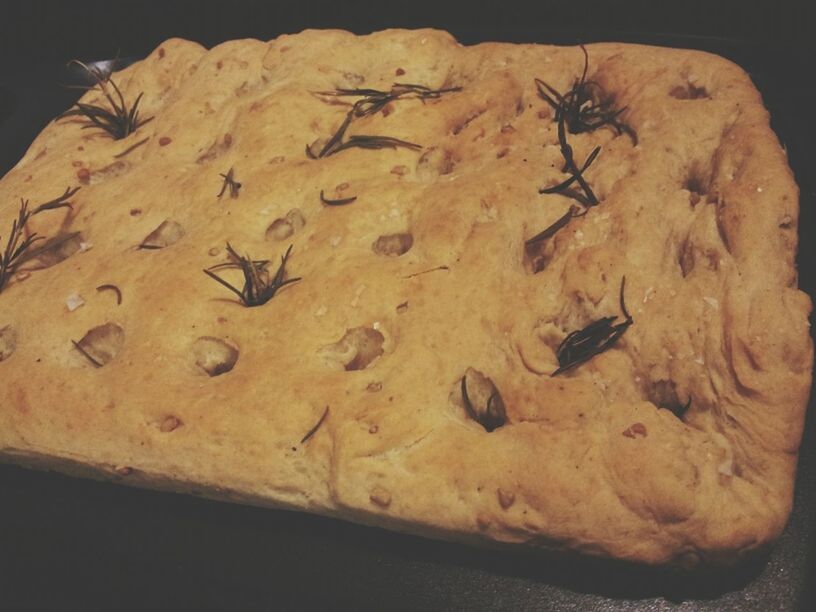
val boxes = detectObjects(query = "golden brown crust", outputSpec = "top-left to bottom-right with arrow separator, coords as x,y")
0,29 -> 811,565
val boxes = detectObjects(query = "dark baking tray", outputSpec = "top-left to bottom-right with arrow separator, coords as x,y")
1,6 -> 814,611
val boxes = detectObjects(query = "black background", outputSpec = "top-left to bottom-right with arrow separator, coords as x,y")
1,1 -> 815,610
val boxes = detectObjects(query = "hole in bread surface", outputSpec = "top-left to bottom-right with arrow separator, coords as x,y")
372,233 -> 413,257
319,327 -> 385,371
678,236 -> 720,278
90,160 -> 130,183
450,108 -> 486,135
74,322 -> 125,367
524,239 -> 555,274
0,325 -> 17,362
196,134 -> 233,164
140,219 -> 185,249
682,167 -> 710,206
669,83 -> 710,100
192,336 -> 239,377
646,378 -> 689,418
23,232 -> 83,269
416,147 -> 456,180
458,367 -> 507,432
266,209 -> 305,241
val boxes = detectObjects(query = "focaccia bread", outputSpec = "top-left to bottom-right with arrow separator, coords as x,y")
0,29 -> 811,566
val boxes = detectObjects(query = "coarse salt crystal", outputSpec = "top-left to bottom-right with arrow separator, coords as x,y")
703,296 -> 719,309
330,235 -> 342,247
78,242 -> 93,253
350,284 -> 367,308
314,305 -> 327,317
66,292 -> 85,311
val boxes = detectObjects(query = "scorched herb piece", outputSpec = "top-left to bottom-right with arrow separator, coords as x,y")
96,284 -> 123,305
320,190 -> 357,206
553,277 -> 633,376
300,406 -> 330,444
60,61 -> 153,140
203,243 -> 300,307
331,135 -> 421,155
217,167 -> 241,199
0,187 -> 79,294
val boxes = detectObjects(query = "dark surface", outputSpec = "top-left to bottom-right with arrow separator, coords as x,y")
1,2 -> 815,610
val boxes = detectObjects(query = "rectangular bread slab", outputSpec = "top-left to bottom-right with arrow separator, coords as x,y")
0,28 -> 811,566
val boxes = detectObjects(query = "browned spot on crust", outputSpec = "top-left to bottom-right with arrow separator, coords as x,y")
497,488 -> 515,509
623,423 -> 648,438
369,485 -> 392,507
160,415 -> 182,432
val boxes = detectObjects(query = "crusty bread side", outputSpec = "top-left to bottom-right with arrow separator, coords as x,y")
0,29 -> 810,565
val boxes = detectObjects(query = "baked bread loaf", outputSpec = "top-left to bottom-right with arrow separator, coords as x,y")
0,29 -> 811,566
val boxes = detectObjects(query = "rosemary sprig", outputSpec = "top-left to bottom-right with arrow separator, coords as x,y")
0,187 -> 79,294
535,46 -> 637,144
307,82 -> 459,159
300,406 -> 330,444
60,61 -> 153,140
540,109 -> 601,207
217,167 -> 241,199
203,243 -> 300,307
320,190 -> 357,206
316,83 -> 462,118
552,276 -> 633,376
